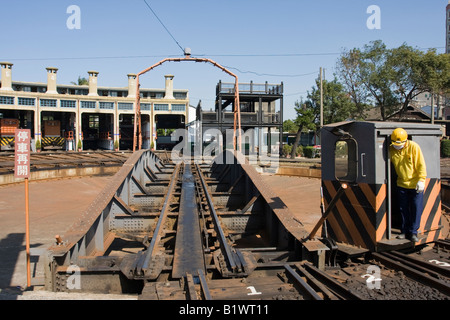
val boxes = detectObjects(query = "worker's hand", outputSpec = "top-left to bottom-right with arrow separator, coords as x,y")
416,181 -> 425,193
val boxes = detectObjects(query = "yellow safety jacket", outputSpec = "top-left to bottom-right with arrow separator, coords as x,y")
390,140 -> 427,189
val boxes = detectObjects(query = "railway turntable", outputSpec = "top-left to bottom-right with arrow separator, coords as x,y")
43,149 -> 333,300
40,121 -> 450,300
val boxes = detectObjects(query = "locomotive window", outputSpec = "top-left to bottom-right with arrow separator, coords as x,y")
335,139 -> 357,182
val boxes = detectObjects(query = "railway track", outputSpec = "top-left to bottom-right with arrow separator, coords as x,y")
322,246 -> 450,300
40,150 -> 450,301
0,150 -> 132,175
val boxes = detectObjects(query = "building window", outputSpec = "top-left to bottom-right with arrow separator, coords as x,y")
118,102 -> 133,110
0,96 -> 14,105
335,139 -> 357,183
89,115 -> 99,129
99,101 -> 114,109
18,97 -> 35,106
172,104 -> 185,111
174,92 -> 187,99
40,99 -> 57,107
154,104 -> 169,111
81,101 -> 96,109
141,103 -> 151,111
76,89 -> 88,95
61,100 -> 76,108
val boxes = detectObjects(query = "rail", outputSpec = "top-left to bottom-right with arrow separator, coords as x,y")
137,163 -> 181,278
371,252 -> 450,296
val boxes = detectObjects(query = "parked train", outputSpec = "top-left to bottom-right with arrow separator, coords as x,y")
41,120 -> 65,150
0,118 -> 19,151
0,118 -> 66,151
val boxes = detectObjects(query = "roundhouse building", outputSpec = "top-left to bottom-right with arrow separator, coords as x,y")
0,62 -> 189,151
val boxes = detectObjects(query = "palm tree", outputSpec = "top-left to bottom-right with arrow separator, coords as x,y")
70,76 -> 89,85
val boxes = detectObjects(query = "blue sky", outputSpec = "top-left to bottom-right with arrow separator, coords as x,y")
0,0 -> 448,120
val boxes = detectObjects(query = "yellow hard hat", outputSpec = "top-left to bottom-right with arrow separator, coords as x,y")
391,128 -> 408,146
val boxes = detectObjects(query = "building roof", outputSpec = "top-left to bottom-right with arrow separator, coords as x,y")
364,105 -> 431,122
7,80 -> 188,93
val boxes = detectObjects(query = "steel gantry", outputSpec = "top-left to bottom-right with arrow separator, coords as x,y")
133,53 -> 242,152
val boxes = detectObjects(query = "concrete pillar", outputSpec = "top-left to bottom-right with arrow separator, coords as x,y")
35,97 -> 41,145
114,107 -> 120,150
152,113 -> 156,149
127,74 -> 137,98
76,101 -> 82,151
46,67 -> 58,94
164,74 -> 174,99
0,62 -> 13,91
88,71 -> 99,96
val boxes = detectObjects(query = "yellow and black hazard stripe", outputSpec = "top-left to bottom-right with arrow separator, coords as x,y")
418,178 -> 442,244
0,137 -> 14,147
322,178 -> 443,250
322,180 -> 380,251
41,137 -> 65,147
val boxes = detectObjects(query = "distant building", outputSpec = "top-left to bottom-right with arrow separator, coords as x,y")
411,92 -> 446,119
197,80 -> 283,155
364,105 -> 432,123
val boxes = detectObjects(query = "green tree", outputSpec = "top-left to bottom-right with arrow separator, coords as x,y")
337,40 -> 450,121
388,45 -> 450,118
311,77 -> 354,125
356,40 -> 399,120
290,99 -> 316,159
71,76 -> 89,86
336,48 -> 371,119
420,49 -> 450,117
289,77 -> 352,159
282,119 -> 299,133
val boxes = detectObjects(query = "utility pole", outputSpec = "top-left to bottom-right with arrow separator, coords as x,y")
431,92 -> 434,124
320,67 -> 323,128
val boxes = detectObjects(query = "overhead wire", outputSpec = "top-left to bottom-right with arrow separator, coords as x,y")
142,0 -> 185,54
222,65 -> 318,78
194,52 -> 341,57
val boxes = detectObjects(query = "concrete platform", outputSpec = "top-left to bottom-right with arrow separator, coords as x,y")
0,175 -> 115,299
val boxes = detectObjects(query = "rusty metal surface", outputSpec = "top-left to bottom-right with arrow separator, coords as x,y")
222,151 -> 310,241
172,163 -> 205,278
136,162 -> 181,278
47,150 -> 146,257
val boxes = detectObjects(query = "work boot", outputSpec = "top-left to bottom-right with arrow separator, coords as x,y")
410,234 -> 419,242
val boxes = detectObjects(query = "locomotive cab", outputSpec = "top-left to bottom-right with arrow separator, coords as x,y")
321,121 -> 443,251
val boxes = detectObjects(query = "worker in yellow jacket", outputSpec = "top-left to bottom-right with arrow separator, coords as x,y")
390,128 -> 427,242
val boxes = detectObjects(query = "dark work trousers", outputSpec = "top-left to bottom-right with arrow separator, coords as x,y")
397,186 -> 424,236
